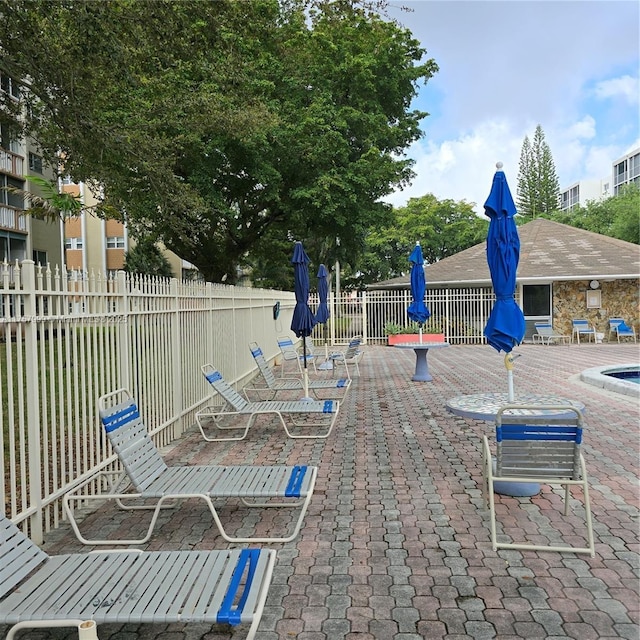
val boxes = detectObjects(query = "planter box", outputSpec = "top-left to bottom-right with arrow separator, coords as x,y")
387,333 -> 445,345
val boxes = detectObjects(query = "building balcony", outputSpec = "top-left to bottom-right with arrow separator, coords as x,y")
0,148 -> 24,177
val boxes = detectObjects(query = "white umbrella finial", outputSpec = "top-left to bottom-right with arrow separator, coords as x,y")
496,161 -> 503,170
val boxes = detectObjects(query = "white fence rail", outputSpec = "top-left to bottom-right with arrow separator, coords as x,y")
3,261 -> 495,541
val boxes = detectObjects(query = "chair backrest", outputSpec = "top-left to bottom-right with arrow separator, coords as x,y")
202,364 -> 249,411
0,514 -> 49,598
610,318 -> 632,333
534,323 -> 554,336
345,336 -> 362,358
609,318 -> 623,329
277,336 -> 299,359
249,342 -> 278,387
572,319 -> 592,331
495,406 -> 584,481
99,391 -> 169,492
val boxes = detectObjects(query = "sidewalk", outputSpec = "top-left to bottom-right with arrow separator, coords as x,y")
5,343 -> 639,639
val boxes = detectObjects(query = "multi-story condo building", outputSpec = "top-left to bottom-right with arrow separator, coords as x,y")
559,146 -> 639,211
0,94 -> 64,271
613,147 -> 640,195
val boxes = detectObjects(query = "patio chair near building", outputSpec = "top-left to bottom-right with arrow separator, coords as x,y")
0,514 -> 275,640
571,319 -> 596,344
198,364 -> 340,440
64,389 -> 318,545
481,405 -> 595,556
247,342 -> 351,400
608,317 -> 637,343
532,322 -> 569,345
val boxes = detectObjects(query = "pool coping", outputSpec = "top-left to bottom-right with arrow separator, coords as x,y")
580,362 -> 640,399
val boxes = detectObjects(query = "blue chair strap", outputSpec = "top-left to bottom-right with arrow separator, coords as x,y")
285,465 -> 307,497
101,402 -> 140,433
217,549 -> 261,625
323,400 -> 334,413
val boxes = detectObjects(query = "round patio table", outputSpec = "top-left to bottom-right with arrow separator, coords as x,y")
393,341 -> 450,381
446,392 -> 586,496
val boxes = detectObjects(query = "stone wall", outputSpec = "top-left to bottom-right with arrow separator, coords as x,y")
553,279 -> 639,340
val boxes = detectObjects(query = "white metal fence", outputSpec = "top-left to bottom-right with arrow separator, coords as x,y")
2,261 -> 494,541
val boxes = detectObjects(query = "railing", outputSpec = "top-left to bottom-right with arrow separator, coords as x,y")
3,260 -> 497,541
0,204 -> 27,231
0,148 -> 24,177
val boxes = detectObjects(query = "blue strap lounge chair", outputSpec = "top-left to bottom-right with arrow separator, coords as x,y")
277,336 -> 317,376
328,335 -> 363,379
247,342 -> 351,400
63,389 -> 317,545
482,405 -> 595,556
571,319 -> 596,344
608,317 -> 637,343
198,364 -> 340,440
532,322 -> 569,345
0,513 -> 276,640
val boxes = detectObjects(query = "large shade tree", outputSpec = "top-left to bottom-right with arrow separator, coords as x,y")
0,0 -> 438,286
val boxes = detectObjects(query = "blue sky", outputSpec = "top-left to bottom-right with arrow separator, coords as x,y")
383,0 -> 640,213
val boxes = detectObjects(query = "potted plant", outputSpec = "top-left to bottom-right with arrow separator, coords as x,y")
384,321 -> 445,345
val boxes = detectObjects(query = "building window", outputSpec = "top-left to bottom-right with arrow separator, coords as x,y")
28,152 -> 43,173
106,236 -> 125,249
65,237 -> 84,250
33,249 -> 48,265
0,74 -> 20,100
522,284 -> 551,317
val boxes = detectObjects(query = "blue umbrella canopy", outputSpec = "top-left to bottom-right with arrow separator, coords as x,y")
315,264 -> 330,324
290,241 -> 317,339
483,166 -> 526,352
407,243 -> 430,326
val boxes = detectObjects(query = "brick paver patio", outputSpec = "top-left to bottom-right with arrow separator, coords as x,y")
4,342 -> 639,639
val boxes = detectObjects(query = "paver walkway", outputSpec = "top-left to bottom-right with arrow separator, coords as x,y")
4,343 -> 639,639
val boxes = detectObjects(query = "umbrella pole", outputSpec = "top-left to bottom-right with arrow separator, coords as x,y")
302,337 -> 312,401
504,352 -> 519,402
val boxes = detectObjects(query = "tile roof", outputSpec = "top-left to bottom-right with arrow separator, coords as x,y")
370,218 -> 640,289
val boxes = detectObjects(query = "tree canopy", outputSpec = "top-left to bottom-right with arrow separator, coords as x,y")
0,0 -> 438,286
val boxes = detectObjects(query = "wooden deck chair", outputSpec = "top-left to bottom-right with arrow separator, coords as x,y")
277,335 -> 317,376
198,364 -> 340,440
247,342 -> 351,401
0,514 -> 275,640
63,389 -> 317,545
328,335 -> 363,379
481,405 -> 595,556
532,322 -> 569,345
571,319 -> 596,344
608,317 -> 637,343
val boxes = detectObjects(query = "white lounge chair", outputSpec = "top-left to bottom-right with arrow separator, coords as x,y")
532,322 -> 569,345
277,335 -> 317,376
198,364 -> 340,440
63,389 -> 317,545
247,342 -> 351,400
608,317 -> 637,343
571,319 -> 596,344
482,405 -> 595,556
0,513 -> 275,640
328,335 -> 363,379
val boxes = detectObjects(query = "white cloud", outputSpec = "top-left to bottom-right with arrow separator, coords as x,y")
593,75 -> 640,105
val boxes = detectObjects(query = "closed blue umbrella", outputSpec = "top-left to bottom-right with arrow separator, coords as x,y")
315,264 -> 332,369
483,163 -> 526,399
407,242 -> 430,342
291,241 -> 317,400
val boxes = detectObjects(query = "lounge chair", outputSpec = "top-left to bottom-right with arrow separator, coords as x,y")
328,335 -> 363,379
246,342 -> 351,400
198,364 -> 340,440
532,322 -> 569,345
481,404 -> 595,556
608,317 -> 637,343
277,335 -> 317,376
63,389 -> 317,545
571,319 -> 596,344
0,514 -> 275,640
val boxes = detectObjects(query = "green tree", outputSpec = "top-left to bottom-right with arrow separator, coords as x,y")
123,237 -> 174,279
517,125 -> 560,218
0,0 -> 438,287
354,194 -> 488,286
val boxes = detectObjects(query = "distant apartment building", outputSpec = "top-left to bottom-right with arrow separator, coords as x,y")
0,74 -> 63,269
559,146 -> 639,212
62,179 -> 192,278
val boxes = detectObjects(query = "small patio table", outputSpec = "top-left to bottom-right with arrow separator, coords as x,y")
446,392 -> 586,496
393,341 -> 450,381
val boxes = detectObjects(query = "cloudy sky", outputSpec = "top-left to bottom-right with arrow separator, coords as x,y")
383,0 -> 640,213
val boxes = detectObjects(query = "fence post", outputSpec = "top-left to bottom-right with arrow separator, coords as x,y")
22,260 -> 44,543
115,270 -> 130,392
361,290 -> 368,344
170,278 -> 183,425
